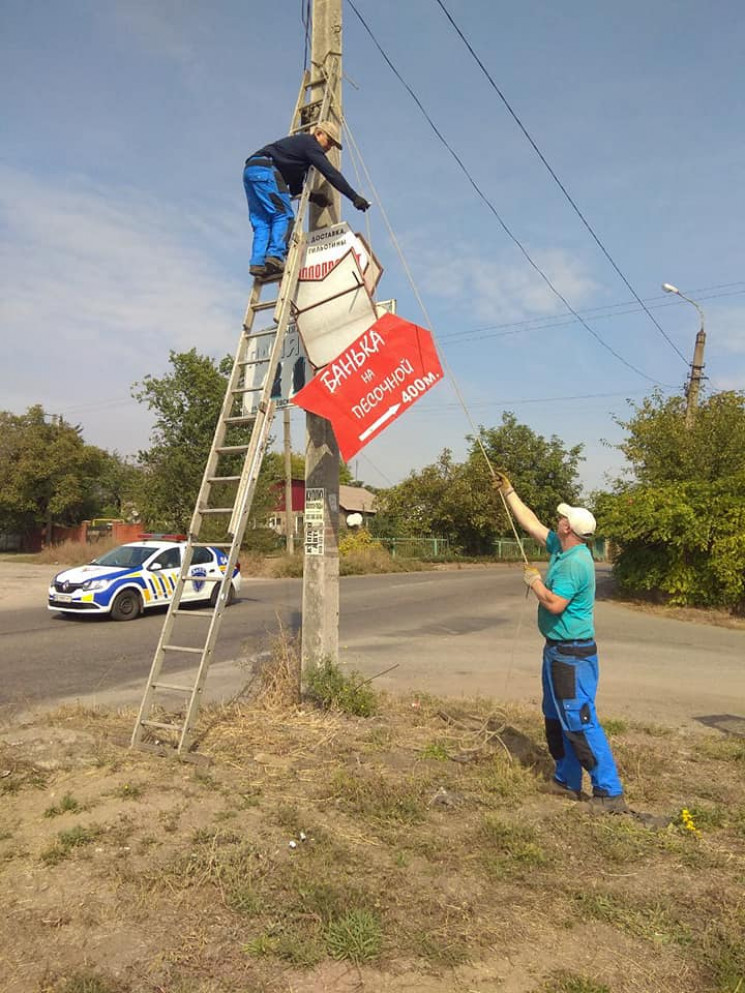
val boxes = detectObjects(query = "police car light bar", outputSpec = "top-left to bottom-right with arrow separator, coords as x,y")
138,533 -> 188,542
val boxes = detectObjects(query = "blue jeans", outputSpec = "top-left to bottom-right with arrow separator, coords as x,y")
242,163 -> 293,266
541,640 -> 623,796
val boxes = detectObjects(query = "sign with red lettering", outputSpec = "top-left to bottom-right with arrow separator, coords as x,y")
291,313 -> 443,461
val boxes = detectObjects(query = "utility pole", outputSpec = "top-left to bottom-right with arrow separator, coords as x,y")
661,283 -> 707,428
686,324 -> 706,428
283,407 -> 294,554
301,0 -> 342,667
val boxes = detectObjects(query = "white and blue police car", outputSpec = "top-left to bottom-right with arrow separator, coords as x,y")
47,536 -> 241,621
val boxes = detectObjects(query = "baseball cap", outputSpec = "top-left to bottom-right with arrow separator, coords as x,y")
556,502 -> 596,539
316,119 -> 342,149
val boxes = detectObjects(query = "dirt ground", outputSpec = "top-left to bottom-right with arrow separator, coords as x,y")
1,690 -> 743,993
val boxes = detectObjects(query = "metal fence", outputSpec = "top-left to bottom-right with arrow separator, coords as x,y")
494,537 -> 607,561
377,537 -> 450,559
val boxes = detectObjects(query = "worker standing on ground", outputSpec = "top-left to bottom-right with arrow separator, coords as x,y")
493,472 -> 627,813
243,120 -> 371,279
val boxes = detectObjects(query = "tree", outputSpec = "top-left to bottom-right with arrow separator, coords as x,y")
0,406 -> 112,535
596,390 -> 745,610
132,349 -> 233,532
471,412 -> 585,530
372,414 -> 584,555
133,349 -> 313,540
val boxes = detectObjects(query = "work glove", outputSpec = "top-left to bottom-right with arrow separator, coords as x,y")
523,566 -> 542,589
309,191 -> 331,209
353,195 -> 371,212
492,470 -> 513,495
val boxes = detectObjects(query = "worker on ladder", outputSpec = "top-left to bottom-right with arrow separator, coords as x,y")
243,120 -> 371,279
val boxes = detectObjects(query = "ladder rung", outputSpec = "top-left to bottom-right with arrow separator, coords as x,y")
162,645 -> 204,654
207,475 -> 241,483
174,610 -> 213,618
216,445 -> 249,454
191,541 -> 232,548
250,300 -> 278,313
199,507 -> 233,514
181,574 -> 222,584
153,682 -> 194,693
223,416 -> 256,425
141,720 -> 184,732
241,326 -> 277,338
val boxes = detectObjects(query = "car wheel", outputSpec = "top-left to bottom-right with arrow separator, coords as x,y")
110,588 -> 142,621
209,582 -> 236,608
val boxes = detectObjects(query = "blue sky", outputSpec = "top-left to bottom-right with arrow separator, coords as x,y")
2,0 -> 744,495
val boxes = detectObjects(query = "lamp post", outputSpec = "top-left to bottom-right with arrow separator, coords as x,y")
662,282 -> 706,427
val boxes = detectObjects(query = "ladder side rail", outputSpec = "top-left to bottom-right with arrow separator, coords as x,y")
190,281 -> 267,543
177,412 -> 277,753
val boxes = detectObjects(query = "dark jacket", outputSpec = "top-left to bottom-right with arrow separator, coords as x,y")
250,133 -> 359,202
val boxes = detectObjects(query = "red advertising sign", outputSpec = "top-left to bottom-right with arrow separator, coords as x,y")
291,313 -> 443,461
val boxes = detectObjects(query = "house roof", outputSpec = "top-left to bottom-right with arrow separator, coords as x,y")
339,484 -> 376,514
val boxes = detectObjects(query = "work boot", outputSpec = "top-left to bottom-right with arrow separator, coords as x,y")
249,264 -> 267,278
264,256 -> 285,275
588,793 -> 629,815
542,778 -> 585,801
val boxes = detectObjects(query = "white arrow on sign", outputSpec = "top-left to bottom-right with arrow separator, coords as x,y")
358,403 -> 401,442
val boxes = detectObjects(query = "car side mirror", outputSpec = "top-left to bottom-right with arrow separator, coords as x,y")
149,563 -> 163,572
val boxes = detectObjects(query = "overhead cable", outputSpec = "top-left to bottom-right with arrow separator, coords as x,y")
433,0 -> 688,366
346,0 -> 667,387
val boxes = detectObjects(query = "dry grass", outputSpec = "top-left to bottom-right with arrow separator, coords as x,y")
1,693 -> 744,993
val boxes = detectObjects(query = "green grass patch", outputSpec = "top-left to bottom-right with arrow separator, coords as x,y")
329,769 -> 426,824
326,909 -> 382,963
44,793 -> 83,817
40,824 -> 104,865
478,814 -> 548,876
539,972 -> 612,993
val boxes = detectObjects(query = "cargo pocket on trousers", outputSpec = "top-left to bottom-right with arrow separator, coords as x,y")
550,659 -> 576,700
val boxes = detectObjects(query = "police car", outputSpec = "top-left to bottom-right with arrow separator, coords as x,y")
47,536 -> 241,621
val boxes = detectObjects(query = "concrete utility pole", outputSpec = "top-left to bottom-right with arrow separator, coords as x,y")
301,0 -> 342,667
283,407 -> 294,554
662,283 -> 707,428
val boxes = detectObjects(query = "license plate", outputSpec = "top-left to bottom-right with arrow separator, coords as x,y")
54,594 -> 73,603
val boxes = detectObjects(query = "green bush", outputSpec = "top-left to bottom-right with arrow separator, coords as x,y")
304,658 -> 377,717
597,480 -> 745,610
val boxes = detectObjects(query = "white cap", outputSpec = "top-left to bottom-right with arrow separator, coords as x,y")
557,502 -> 596,539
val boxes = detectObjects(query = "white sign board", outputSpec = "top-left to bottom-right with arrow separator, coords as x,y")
242,323 -> 309,416
295,249 -> 379,369
300,222 -> 383,297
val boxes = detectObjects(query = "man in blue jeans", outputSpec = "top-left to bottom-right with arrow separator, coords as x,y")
493,472 -> 627,813
243,119 -> 370,279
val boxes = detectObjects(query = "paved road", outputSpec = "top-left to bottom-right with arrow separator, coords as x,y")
1,565 -> 743,728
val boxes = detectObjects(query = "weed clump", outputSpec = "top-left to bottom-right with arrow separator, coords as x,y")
326,909 -> 382,963
304,658 -> 376,717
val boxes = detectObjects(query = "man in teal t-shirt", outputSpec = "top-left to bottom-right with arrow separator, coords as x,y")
493,473 -> 625,813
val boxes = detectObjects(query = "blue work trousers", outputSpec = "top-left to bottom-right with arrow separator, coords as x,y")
541,640 -> 623,797
242,163 -> 293,266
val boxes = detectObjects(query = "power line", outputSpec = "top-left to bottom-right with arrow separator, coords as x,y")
437,284 -> 745,344
346,0 -> 668,388
433,0 -> 689,367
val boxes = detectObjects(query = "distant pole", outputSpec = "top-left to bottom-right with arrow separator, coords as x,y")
662,283 -> 707,427
283,407 -> 294,554
302,0 -> 342,668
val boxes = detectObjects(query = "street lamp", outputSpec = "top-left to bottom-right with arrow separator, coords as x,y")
662,282 -> 707,427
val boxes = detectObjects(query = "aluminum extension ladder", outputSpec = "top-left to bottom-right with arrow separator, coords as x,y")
131,63 -> 339,758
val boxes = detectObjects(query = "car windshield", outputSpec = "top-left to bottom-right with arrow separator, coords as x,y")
91,546 -> 156,569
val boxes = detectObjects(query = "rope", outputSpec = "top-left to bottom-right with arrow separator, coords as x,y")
437,708 -> 511,763
342,119 -> 530,566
